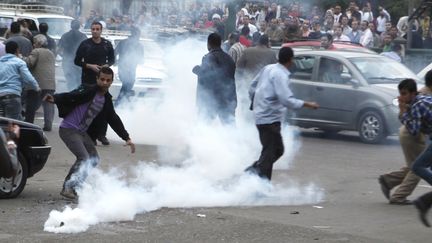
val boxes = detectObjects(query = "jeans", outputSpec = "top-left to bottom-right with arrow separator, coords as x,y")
247,122 -> 284,180
59,127 -> 99,190
412,142 -> 432,185
0,95 -> 22,120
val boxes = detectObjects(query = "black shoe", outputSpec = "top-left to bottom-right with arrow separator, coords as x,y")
98,136 -> 110,145
245,161 -> 259,175
414,199 -> 431,227
378,175 -> 390,200
60,188 -> 77,200
389,199 -> 413,205
43,127 -> 51,132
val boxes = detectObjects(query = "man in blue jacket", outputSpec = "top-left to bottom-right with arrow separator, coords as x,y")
44,67 -> 135,199
0,41 -> 40,120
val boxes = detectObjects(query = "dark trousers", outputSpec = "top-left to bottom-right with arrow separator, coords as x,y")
417,191 -> 432,209
248,122 -> 284,180
25,90 -> 55,129
59,127 -> 99,190
116,67 -> 136,106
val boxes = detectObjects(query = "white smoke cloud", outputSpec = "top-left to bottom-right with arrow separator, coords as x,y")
44,38 -> 323,234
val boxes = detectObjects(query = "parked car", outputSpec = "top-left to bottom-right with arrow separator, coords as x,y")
283,40 -> 376,54
0,117 -> 51,198
0,3 -> 73,40
417,62 -> 432,81
288,50 -> 420,143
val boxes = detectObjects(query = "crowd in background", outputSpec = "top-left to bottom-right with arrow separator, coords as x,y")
72,1 -> 431,50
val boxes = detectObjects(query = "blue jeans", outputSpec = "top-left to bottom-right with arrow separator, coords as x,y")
0,95 -> 22,120
412,142 -> 432,185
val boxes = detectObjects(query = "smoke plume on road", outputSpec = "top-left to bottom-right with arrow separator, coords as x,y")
44,38 -> 323,233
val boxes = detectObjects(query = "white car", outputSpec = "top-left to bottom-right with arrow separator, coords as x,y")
0,3 -> 73,40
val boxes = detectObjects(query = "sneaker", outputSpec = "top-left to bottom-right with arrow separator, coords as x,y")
97,136 -> 110,145
60,188 -> 77,200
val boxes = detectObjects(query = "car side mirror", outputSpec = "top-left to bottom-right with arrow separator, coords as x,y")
341,73 -> 352,81
349,79 -> 360,87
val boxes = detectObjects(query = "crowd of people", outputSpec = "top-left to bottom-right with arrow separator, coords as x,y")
0,19 -> 135,200
71,1 -> 430,51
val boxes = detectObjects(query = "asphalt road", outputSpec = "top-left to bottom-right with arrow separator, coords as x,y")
1,118 -> 431,242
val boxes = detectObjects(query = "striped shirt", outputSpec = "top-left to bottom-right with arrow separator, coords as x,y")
228,42 -> 246,65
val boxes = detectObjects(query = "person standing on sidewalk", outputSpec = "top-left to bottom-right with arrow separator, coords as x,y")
44,67 -> 135,199
378,70 -> 432,205
245,47 -> 319,180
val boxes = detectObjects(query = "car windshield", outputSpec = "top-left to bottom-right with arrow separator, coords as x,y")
37,17 -> 71,38
349,57 -> 419,84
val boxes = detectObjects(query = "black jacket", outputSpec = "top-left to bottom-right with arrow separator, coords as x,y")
194,47 -> 237,110
74,38 -> 115,85
53,85 -> 130,141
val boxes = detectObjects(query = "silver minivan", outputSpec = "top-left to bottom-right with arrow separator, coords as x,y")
288,50 -> 420,144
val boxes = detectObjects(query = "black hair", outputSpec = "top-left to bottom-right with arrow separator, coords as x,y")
258,34 -> 269,46
278,47 -> 294,64
10,22 -> 20,34
398,79 -> 417,93
97,66 -> 114,79
241,26 -> 250,36
5,41 -> 18,54
229,31 -> 240,42
425,70 -> 432,88
71,19 -> 81,30
39,23 -> 48,34
207,32 -> 222,47
91,21 -> 103,29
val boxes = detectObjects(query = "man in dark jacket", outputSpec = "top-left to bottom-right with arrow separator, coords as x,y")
74,21 -> 115,86
44,67 -> 135,200
114,26 -> 144,105
192,33 -> 237,124
58,19 -> 88,91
